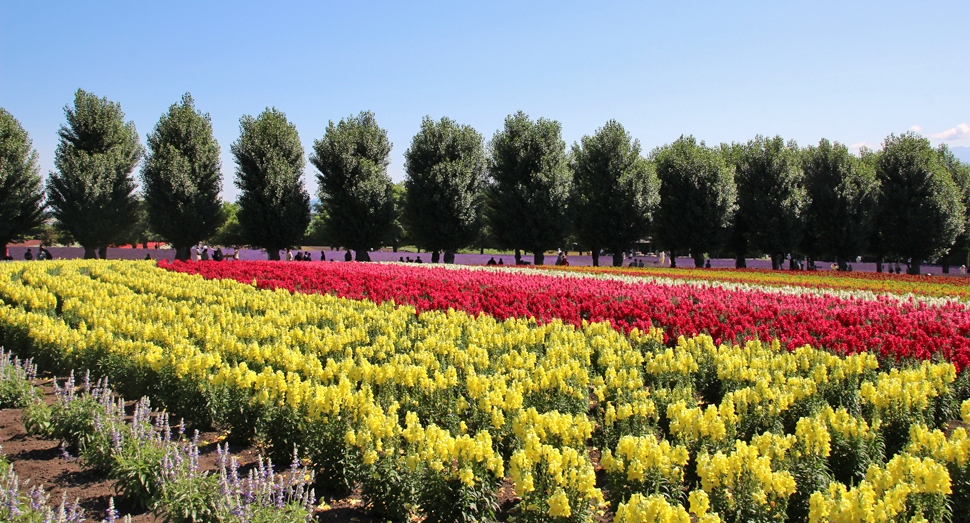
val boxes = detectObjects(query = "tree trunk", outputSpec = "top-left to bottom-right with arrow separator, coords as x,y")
355,250 -> 371,262
267,249 -> 280,261
514,249 -> 521,265
612,251 -> 623,267
83,246 -> 98,259
444,250 -> 455,264
98,246 -> 108,260
943,261 -> 950,274
533,251 -> 544,266
592,251 -> 599,267
875,257 -> 883,273
431,250 -> 440,263
908,261 -> 921,275
693,252 -> 705,268
771,253 -> 783,270
175,245 -> 192,262
735,255 -> 746,268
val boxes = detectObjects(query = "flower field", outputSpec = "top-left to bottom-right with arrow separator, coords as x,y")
162,260 -> 970,371
535,265 -> 970,301
2,260 -> 970,522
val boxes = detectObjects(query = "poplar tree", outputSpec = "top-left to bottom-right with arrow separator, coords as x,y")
142,93 -> 224,261
727,135 -> 807,270
802,138 -> 879,271
875,132 -> 964,274
486,111 -> 572,266
653,135 -> 736,267
310,111 -> 395,262
572,120 -> 659,267
231,108 -> 311,261
47,89 -> 143,259
403,116 -> 486,263
0,108 -> 46,257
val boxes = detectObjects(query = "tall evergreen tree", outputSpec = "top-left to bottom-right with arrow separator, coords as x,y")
875,132 -> 965,274
142,93 -> 224,261
727,135 -> 807,270
403,116 -> 486,263
572,120 -> 659,267
310,111 -> 395,262
47,89 -> 143,259
486,111 -> 572,266
231,108 -> 311,261
652,135 -> 736,267
802,139 -> 879,271
0,108 -> 46,257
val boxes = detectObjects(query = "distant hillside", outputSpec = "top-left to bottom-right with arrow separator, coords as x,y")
952,146 -> 970,165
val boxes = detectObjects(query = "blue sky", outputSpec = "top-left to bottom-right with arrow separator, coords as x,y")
2,0 -> 968,201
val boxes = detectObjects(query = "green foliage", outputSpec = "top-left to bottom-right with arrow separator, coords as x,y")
419,473 -> 499,523
0,461 -> 85,523
726,135 -> 807,269
21,400 -> 52,437
403,116 -> 487,261
255,403 -> 356,500
48,379 -> 107,453
111,194 -> 157,248
802,139 -> 880,270
0,349 -> 39,408
142,93 -> 225,261
310,111 -> 395,261
359,453 -> 418,522
0,373 -> 38,408
875,132 -> 965,274
386,182 -> 411,250
652,135 -> 737,268
209,201 -> 246,247
46,89 -> 144,259
486,111 -> 573,266
0,108 -> 46,254
571,120 -> 659,267
232,108 -> 311,261
937,145 -> 970,270
153,471 -> 220,523
111,436 -> 167,509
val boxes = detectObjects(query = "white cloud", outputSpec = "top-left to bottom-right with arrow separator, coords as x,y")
909,125 -> 923,133
931,124 -> 970,141
849,141 -> 877,153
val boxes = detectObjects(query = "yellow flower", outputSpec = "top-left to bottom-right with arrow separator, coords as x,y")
547,489 -> 571,518
689,490 -> 710,517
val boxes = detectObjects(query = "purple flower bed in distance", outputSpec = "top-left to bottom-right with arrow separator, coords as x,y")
3,245 -> 962,276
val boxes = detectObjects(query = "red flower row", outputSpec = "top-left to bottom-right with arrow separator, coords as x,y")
160,260 -> 970,370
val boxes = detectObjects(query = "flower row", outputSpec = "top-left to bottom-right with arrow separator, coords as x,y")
537,265 -> 970,300
163,260 -> 970,370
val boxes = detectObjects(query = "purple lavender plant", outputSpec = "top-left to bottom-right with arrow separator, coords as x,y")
0,462 -> 84,523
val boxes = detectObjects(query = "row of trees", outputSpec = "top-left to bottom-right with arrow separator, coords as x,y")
2,90 -> 969,273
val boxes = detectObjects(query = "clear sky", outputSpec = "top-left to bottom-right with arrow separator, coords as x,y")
2,0 -> 968,202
